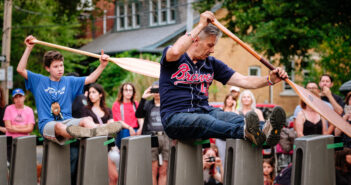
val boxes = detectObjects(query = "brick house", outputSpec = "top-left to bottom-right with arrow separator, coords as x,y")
81,0 -> 300,115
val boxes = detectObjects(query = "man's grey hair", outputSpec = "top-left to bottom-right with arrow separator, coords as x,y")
198,24 -> 222,40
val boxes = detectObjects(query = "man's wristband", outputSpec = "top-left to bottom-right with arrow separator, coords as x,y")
267,75 -> 274,86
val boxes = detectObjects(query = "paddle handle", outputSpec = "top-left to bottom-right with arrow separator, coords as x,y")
212,20 -> 275,71
32,39 -> 103,60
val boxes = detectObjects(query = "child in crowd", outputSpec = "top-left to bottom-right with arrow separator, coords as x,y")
263,158 -> 275,185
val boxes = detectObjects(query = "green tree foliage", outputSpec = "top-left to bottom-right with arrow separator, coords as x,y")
316,26 -> 351,92
0,0 -> 93,135
0,0 -> 91,94
194,0 -> 351,92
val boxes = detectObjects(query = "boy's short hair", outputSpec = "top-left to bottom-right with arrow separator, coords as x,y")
43,51 -> 64,67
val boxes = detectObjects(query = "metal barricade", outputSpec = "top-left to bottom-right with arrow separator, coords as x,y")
76,136 -> 108,185
119,135 -> 152,185
9,136 -> 36,185
0,136 -> 8,185
40,140 -> 71,185
167,140 -> 203,185
223,139 -> 263,185
291,135 -> 335,185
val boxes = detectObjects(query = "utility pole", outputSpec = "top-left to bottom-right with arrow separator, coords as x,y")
1,0 -> 12,104
186,0 -> 194,33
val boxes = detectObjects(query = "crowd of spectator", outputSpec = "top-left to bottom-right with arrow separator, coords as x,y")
2,72 -> 351,185
1,32 -> 350,185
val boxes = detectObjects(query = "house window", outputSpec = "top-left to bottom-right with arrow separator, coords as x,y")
249,66 -> 261,76
116,1 -> 141,31
149,0 -> 176,26
283,61 -> 294,91
279,61 -> 297,96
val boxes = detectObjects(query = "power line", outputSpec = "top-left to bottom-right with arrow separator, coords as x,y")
13,0 -> 207,22
14,5 -> 54,17
7,0 -> 213,30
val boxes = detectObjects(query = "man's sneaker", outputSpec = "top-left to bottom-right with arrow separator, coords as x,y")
94,121 -> 123,136
264,106 -> 286,147
66,125 -> 93,138
244,111 -> 266,146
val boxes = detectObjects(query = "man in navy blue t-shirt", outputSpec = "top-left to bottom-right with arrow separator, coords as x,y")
159,11 -> 288,146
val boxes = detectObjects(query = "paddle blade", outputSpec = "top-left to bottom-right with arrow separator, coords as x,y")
109,57 -> 160,78
286,79 -> 351,137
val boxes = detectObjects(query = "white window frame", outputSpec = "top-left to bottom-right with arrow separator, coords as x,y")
302,69 -> 310,78
280,61 -> 297,96
149,0 -> 176,26
116,2 -> 140,31
78,0 -> 94,11
248,66 -> 261,76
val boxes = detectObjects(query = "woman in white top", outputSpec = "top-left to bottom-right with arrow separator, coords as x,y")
237,90 -> 265,121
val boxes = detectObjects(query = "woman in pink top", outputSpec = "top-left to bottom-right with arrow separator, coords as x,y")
112,82 -> 142,148
4,88 -> 35,138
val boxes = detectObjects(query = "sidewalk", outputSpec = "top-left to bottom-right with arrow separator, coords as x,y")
36,145 -> 43,164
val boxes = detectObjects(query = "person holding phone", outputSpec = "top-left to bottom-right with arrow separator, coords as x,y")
135,81 -> 169,185
335,92 -> 351,148
203,145 -> 223,185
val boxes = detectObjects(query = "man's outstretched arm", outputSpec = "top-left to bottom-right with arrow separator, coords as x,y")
227,67 -> 288,89
17,35 -> 36,80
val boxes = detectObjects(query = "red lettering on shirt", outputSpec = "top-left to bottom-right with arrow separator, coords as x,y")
171,64 -> 213,84
171,64 -> 189,80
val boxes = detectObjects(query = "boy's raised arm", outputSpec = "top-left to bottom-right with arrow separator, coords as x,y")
17,35 -> 36,80
84,49 -> 109,85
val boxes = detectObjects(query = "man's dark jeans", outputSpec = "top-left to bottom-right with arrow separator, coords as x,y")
164,107 -> 245,139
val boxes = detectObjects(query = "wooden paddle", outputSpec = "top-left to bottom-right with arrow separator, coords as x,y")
31,39 -> 160,78
212,19 -> 351,137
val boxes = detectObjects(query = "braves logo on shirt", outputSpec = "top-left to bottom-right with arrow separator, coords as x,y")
171,63 -> 213,96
